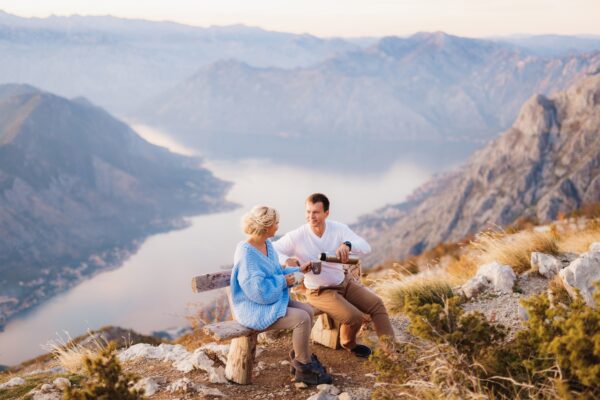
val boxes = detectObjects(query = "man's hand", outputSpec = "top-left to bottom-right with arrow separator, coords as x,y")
285,274 -> 296,287
284,257 -> 300,267
336,242 -> 351,263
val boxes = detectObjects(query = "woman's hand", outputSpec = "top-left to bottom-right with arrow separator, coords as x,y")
285,274 -> 296,287
284,257 -> 300,267
299,261 -> 312,274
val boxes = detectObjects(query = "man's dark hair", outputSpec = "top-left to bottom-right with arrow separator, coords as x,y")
306,193 -> 330,212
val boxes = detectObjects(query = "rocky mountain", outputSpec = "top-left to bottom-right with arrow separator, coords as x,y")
140,32 -> 600,156
356,73 -> 600,265
0,84 -> 232,326
495,34 -> 600,57
0,11 -> 361,114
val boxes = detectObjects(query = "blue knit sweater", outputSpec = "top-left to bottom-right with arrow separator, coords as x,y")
230,240 -> 300,331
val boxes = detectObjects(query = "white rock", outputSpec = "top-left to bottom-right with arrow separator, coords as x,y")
167,378 -> 193,393
531,252 -> 564,278
193,384 -> 225,397
40,384 -> 54,393
295,382 -> 308,389
317,384 -> 340,395
461,275 -> 490,299
307,391 -> 337,400
0,377 -> 26,389
52,378 -> 71,390
257,331 -> 278,344
134,377 -> 161,396
338,392 -> 352,400
256,361 -> 267,371
198,342 -> 230,364
559,252 -> 600,306
118,342 -> 227,384
31,391 -> 61,400
118,343 -> 189,363
280,360 -> 290,366
589,242 -> 600,253
476,262 -> 516,293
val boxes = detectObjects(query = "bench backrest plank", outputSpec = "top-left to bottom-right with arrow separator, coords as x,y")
191,271 -> 233,293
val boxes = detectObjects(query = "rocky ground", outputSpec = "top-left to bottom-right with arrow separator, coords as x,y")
462,272 -> 549,340
0,316 -> 411,400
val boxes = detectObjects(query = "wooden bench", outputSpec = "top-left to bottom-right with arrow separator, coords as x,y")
190,264 -> 361,384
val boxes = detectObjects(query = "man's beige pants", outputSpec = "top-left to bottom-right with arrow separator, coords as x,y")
307,274 -> 395,349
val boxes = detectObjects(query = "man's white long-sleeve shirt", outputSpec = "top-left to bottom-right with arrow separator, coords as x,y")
272,220 -> 371,289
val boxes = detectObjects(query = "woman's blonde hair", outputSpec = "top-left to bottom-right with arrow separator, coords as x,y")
241,206 -> 280,236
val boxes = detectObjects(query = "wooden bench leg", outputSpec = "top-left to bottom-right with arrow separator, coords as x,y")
310,314 -> 341,349
225,334 -> 257,384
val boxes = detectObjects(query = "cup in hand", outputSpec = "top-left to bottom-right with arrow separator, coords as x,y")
310,261 -> 322,275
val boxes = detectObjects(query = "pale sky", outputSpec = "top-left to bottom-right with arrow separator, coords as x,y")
1,0 -> 599,37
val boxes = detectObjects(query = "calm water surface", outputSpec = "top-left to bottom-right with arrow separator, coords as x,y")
0,147 -> 432,365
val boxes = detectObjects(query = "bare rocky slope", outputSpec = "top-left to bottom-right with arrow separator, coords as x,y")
0,84 -> 233,327
357,73 -> 600,265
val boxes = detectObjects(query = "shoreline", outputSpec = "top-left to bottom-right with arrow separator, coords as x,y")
0,201 -> 238,336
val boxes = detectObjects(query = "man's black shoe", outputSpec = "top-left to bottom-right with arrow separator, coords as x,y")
349,344 -> 372,358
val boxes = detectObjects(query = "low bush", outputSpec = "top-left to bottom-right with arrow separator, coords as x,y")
64,342 -> 143,400
403,295 -> 506,360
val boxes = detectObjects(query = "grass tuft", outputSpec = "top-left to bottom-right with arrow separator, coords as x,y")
472,230 -> 559,274
43,331 -> 109,374
373,270 -> 458,314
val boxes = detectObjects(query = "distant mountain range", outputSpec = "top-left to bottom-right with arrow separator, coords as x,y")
139,32 -> 600,158
0,11 -> 362,114
0,84 -> 232,327
355,73 -> 600,265
3,11 -> 600,154
494,34 -> 600,57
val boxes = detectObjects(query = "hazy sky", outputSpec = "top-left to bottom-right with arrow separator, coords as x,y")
1,0 -> 599,37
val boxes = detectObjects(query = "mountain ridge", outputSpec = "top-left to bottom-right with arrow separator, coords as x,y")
140,32 -> 600,157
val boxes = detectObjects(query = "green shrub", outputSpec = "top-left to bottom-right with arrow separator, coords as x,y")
64,342 -> 143,400
404,295 -> 506,359
515,283 -> 599,394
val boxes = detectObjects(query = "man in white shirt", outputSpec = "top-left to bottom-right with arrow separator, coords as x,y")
273,193 -> 395,357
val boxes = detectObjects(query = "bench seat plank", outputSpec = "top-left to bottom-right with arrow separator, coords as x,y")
203,320 -> 256,341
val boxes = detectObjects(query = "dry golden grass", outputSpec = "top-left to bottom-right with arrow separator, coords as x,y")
373,270 -> 459,314
472,230 -> 559,274
557,227 -> 600,253
43,332 -> 108,374
444,254 -> 478,283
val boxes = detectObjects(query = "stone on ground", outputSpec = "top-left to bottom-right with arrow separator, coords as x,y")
531,252 -> 564,278
476,262 -> 516,293
559,251 -> 600,306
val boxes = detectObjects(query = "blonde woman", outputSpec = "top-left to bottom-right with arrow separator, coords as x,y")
230,206 -> 332,385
